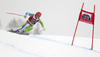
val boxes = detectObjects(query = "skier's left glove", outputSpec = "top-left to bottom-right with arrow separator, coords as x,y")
43,28 -> 46,31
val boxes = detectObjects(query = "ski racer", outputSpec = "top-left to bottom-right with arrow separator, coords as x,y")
9,12 -> 45,34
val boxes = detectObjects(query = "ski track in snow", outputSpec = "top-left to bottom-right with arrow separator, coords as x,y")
0,40 -> 43,57
29,35 -> 100,53
29,35 -> 70,45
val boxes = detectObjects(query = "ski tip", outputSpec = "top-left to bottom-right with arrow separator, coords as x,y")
7,30 -> 12,32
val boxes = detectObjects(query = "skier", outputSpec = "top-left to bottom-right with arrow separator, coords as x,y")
9,12 -> 45,34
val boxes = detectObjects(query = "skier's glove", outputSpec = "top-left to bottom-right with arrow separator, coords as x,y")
24,15 -> 27,19
43,28 -> 46,31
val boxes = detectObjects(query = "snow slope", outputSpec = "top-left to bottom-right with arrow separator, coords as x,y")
0,29 -> 100,57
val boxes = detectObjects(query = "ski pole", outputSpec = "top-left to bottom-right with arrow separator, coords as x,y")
40,30 -> 44,34
6,12 -> 24,16
40,29 -> 46,35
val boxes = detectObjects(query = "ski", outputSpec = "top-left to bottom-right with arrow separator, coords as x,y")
8,30 -> 29,35
17,33 -> 29,35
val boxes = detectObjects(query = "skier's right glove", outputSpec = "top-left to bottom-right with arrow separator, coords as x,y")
24,15 -> 27,19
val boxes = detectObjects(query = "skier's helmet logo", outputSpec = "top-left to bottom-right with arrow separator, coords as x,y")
36,12 -> 42,17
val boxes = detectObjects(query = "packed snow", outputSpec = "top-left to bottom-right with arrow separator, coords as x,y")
0,29 -> 100,57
